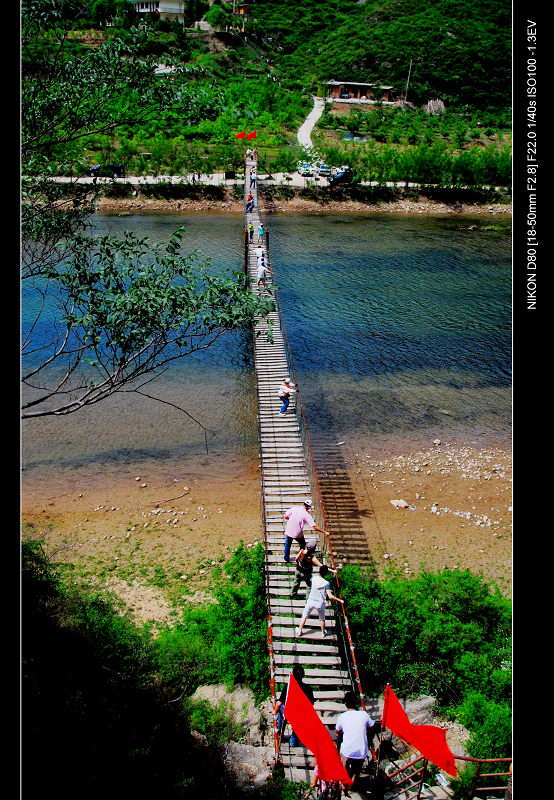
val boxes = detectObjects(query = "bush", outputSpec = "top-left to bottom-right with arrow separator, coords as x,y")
260,185 -> 295,201
22,540 -> 221,797
211,543 -> 270,698
455,692 -> 512,759
22,537 -> 275,797
139,182 -> 226,201
338,566 -> 511,755
153,543 -> 269,701
102,182 -> 134,198
183,697 -> 243,749
259,767 -> 308,800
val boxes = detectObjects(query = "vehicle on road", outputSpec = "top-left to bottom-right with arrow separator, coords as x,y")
328,166 -> 353,185
314,162 -> 332,176
297,161 -> 314,176
87,163 -> 126,178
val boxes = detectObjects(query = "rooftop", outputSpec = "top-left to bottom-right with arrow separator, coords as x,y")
327,79 -> 393,89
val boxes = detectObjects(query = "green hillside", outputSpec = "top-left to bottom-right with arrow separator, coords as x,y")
246,0 -> 511,110
21,0 -> 512,184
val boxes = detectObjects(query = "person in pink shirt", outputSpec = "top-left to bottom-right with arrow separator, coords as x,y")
283,498 -> 328,562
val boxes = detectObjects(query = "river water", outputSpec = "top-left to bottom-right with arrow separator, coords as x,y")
21,211 -> 511,498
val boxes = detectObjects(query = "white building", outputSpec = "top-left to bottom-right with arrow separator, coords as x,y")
130,1 -> 185,23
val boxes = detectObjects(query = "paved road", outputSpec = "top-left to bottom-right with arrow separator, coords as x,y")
51,173 -> 458,190
296,95 -> 326,150
51,171 -> 336,187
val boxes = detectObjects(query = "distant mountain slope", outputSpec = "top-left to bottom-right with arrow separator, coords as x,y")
248,0 -> 511,110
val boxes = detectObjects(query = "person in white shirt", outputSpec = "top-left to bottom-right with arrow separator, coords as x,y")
277,376 -> 295,416
296,565 -> 343,638
335,692 -> 376,787
256,260 -> 268,290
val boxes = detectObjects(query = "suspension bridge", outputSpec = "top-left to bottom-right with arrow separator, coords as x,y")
240,156 -> 509,800
242,155 -> 372,783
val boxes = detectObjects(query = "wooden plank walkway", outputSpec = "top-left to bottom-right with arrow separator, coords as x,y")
243,157 -> 358,784
242,161 -> 433,800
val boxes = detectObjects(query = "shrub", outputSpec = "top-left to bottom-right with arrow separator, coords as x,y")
153,543 -> 269,701
338,566 -> 512,756
455,692 -> 512,759
102,182 -> 134,198
183,697 -> 243,749
21,539 -> 228,797
212,543 -> 270,698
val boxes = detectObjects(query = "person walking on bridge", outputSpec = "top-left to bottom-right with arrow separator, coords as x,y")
256,259 -> 268,291
296,564 -> 343,638
291,539 -> 322,598
283,498 -> 328,562
278,376 -> 295,416
257,222 -> 265,242
335,691 -> 376,789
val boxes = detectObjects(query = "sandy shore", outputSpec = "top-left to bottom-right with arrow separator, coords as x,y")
344,437 -> 511,595
22,431 -> 511,627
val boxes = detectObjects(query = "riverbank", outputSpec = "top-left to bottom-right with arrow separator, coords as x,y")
96,187 -> 512,217
22,433 -> 511,628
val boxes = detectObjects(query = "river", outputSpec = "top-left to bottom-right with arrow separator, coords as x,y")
21,211 -> 511,500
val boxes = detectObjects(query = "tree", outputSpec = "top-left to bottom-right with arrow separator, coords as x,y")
21,0 -> 274,418
90,0 -> 117,25
22,228 -> 274,418
204,0 -> 232,32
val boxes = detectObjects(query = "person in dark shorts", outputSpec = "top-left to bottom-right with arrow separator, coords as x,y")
291,539 -> 322,598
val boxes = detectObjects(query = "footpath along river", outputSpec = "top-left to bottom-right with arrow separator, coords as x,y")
21,211 -> 512,612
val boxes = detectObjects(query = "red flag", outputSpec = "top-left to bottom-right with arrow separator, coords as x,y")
235,131 -> 246,139
382,685 -> 457,777
283,674 -> 352,786
246,130 -> 257,140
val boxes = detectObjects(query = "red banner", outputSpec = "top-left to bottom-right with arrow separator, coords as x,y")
283,674 -> 352,785
382,685 -> 457,776
246,130 -> 257,140
235,131 -> 246,139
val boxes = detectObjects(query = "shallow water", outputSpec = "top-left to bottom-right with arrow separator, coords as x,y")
267,213 -> 511,455
21,212 -> 511,497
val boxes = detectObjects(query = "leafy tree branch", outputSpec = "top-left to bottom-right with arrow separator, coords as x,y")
21,0 -> 274,418
22,228 -> 274,417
